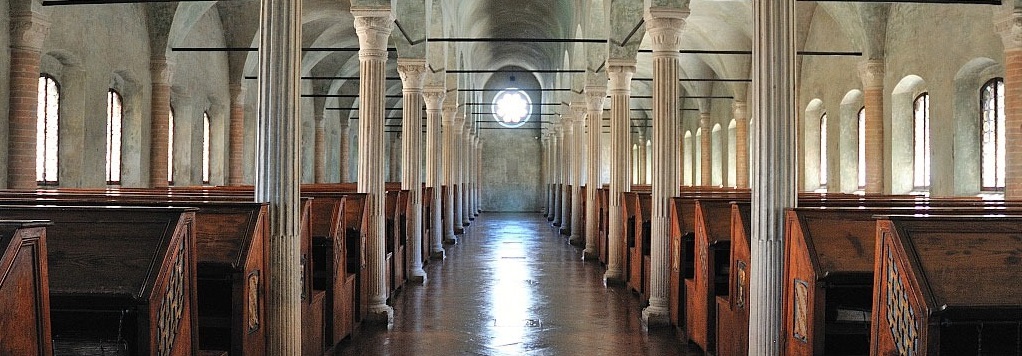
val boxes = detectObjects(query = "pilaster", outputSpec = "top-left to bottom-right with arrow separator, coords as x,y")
352,7 -> 396,326
398,58 -> 428,282
642,6 -> 687,328
604,59 -> 635,284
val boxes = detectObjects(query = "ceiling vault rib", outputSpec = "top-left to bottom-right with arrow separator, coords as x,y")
637,49 -> 861,56
173,47 -> 397,52
429,37 -> 607,43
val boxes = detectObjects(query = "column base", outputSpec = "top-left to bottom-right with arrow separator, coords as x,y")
444,236 -> 458,245
604,270 -> 626,286
568,235 -> 584,246
365,304 -> 395,328
454,227 -> 465,235
641,306 -> 671,329
407,269 -> 427,284
462,220 -> 470,227
552,220 -> 561,226
430,248 -> 446,260
474,212 -> 480,217
469,217 -> 475,221
559,228 -> 571,236
582,248 -> 598,261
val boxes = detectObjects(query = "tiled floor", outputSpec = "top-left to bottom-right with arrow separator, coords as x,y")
333,212 -> 698,355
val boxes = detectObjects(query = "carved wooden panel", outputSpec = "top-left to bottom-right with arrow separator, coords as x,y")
248,270 -> 260,333
883,247 -> 919,355
735,260 -> 746,310
157,239 -> 186,356
792,279 -> 809,343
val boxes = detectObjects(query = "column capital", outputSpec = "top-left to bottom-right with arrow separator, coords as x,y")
150,58 -> 176,86
699,111 -> 711,126
229,83 -> 246,104
732,99 -> 748,119
644,7 -> 688,54
351,7 -> 394,61
857,59 -> 886,89
570,101 -> 588,124
584,86 -> 608,112
441,103 -> 458,124
423,85 -> 446,110
397,58 -> 428,92
996,11 -> 1022,50
10,14 -> 51,51
607,59 -> 637,93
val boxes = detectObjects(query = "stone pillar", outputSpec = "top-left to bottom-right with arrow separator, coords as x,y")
551,127 -> 563,226
734,100 -> 749,188
642,6 -> 686,328
256,0 -> 303,351
228,84 -> 246,185
858,60 -> 885,194
441,103 -> 459,244
7,14 -> 49,190
542,135 -> 550,216
637,128 -> 647,184
750,0 -> 796,353
423,86 -> 446,259
605,59 -> 635,283
149,58 -> 174,188
338,121 -> 351,183
314,112 -> 326,182
700,112 -> 712,186
398,59 -> 427,282
453,116 -> 466,231
559,118 -> 573,234
1000,14 -> 1022,198
352,7 -> 395,325
475,136 -> 482,215
583,87 -> 606,259
570,104 -> 587,245
460,127 -> 471,226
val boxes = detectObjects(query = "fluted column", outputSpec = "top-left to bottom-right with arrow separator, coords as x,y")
551,127 -> 564,226
352,7 -> 395,325
583,87 -> 606,258
441,103 -> 459,244
700,112 -> 712,186
461,127 -> 471,226
750,0 -> 796,353
637,129 -> 647,184
338,121 -> 351,182
541,136 -> 549,216
559,118 -> 574,234
7,14 -> 49,190
256,0 -> 303,351
858,60 -> 885,194
149,58 -> 174,188
314,113 -> 326,182
605,60 -> 635,283
570,103 -> 587,245
453,117 -> 466,231
398,59 -> 427,282
423,86 -> 446,259
642,7 -> 686,328
475,136 -> 482,215
1000,14 -> 1022,198
734,100 -> 749,188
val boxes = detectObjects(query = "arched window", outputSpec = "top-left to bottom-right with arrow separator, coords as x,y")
857,107 -> 866,189
645,139 -> 652,184
683,130 -> 693,185
727,120 -> 736,187
168,110 -> 175,185
913,93 -> 930,189
981,78 -> 1005,191
37,76 -> 60,185
820,113 -> 828,188
202,112 -> 211,184
106,90 -> 123,185
695,128 -> 702,185
632,142 -> 639,184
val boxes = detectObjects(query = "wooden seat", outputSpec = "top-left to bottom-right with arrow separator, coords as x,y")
0,220 -> 52,356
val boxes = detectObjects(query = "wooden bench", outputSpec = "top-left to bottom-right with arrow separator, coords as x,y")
0,206 -> 199,356
0,220 -> 52,356
686,198 -> 748,353
871,214 -> 1022,355
716,202 -> 751,356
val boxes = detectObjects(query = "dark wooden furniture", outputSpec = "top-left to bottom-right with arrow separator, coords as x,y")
871,215 -> 1022,355
686,198 -> 744,353
716,202 -> 751,356
0,206 -> 199,356
0,220 -> 53,356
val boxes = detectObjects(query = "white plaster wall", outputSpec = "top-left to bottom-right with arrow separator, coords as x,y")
0,7 -> 10,188
481,128 -> 542,212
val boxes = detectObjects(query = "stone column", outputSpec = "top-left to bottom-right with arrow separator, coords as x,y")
453,116 -> 466,231
570,103 -> 587,245
475,135 -> 482,215
441,103 -> 459,244
542,135 -> 549,216
559,118 -> 573,234
460,127 -> 471,226
642,7 -> 686,328
314,112 -> 326,182
398,59 -> 427,282
637,129 -> 647,184
338,120 -> 351,183
1000,14 -> 1022,198
700,112 -> 712,186
551,127 -> 563,226
858,60 -> 885,194
256,0 -> 303,351
423,85 -> 446,259
583,87 -> 606,258
352,7 -> 395,325
750,0 -> 796,353
149,58 -> 174,188
7,14 -> 49,190
734,100 -> 749,188
605,60 -> 635,283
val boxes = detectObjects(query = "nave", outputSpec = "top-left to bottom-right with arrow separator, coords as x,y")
334,213 -> 695,356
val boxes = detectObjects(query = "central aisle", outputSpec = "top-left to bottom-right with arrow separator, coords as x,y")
335,212 -> 694,355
